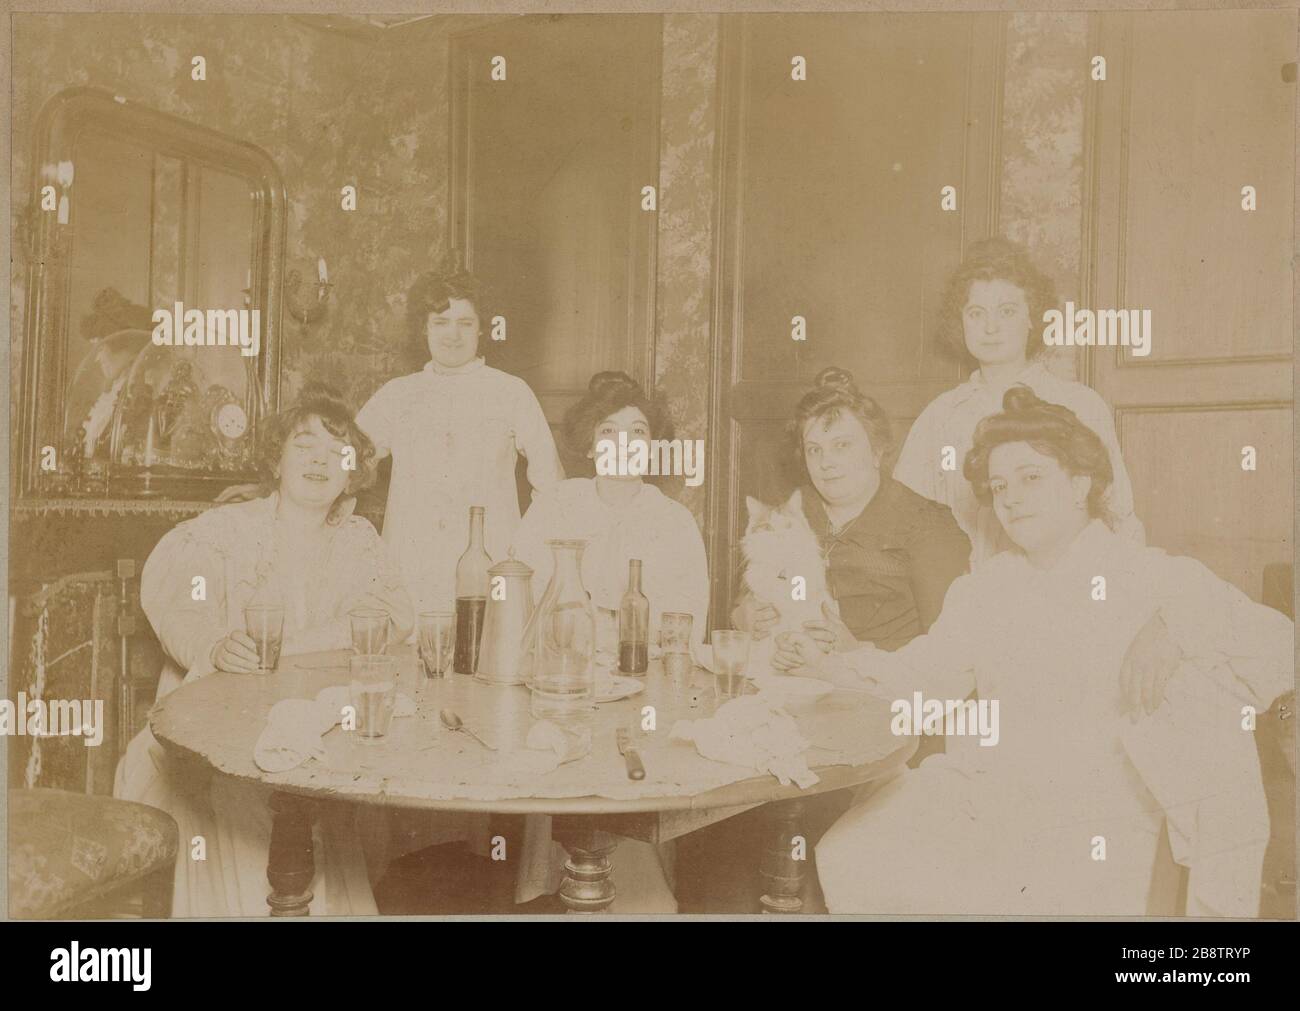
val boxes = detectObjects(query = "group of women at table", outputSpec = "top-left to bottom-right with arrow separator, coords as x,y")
115,238 -> 1293,918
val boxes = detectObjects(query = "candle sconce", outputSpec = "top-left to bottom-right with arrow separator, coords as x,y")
284,257 -> 334,326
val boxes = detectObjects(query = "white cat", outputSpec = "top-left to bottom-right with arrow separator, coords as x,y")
740,489 -> 838,676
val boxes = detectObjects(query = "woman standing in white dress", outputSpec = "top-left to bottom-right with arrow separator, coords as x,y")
114,386 -> 413,916
510,371 -> 711,912
356,263 -> 564,615
777,388 -> 1292,916
894,238 -> 1143,566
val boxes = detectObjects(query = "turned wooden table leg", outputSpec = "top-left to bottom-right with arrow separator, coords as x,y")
554,817 -> 618,914
267,792 -> 315,916
759,799 -> 807,914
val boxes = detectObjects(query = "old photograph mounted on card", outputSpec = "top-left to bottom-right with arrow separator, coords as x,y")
4,5 -> 1296,923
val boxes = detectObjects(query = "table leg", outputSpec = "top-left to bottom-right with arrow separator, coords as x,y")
554,818 -> 618,914
267,792 -> 315,916
759,799 -> 806,914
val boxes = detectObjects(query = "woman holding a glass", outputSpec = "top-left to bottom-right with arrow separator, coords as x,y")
114,385 -> 412,916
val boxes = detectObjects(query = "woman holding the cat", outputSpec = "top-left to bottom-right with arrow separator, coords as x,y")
733,367 -> 970,655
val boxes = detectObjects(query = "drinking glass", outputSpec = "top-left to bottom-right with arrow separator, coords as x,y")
660,612 -> 693,651
349,654 -> 398,740
349,607 -> 390,655
711,629 -> 751,701
418,611 -> 456,679
660,612 -> 694,689
244,605 -> 285,673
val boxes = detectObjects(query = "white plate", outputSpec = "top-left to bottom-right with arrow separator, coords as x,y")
595,675 -> 646,704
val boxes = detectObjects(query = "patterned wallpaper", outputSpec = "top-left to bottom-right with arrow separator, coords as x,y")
10,13 -> 447,424
653,13 -> 722,522
999,11 -> 1091,381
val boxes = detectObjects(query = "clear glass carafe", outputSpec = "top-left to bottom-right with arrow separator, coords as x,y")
523,539 -> 596,724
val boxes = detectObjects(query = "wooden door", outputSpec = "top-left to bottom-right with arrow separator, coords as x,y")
708,12 -> 1006,620
1086,10 -> 1295,601
449,13 -> 662,470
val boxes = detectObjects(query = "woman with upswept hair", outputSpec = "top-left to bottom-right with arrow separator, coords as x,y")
893,237 -> 1142,566
777,388 -> 1291,916
115,385 -> 412,916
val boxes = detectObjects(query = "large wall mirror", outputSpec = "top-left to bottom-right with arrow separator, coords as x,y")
19,88 -> 286,503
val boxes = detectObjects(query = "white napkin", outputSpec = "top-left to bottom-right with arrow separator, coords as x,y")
491,721 -> 591,778
671,695 -> 819,788
253,686 -> 416,773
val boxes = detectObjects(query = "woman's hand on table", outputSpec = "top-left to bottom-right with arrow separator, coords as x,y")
774,631 -> 874,692
732,596 -> 779,640
210,632 -> 261,674
802,601 -> 858,653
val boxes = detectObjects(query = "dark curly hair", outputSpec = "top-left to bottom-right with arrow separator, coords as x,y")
963,385 -> 1113,520
255,383 -> 378,516
406,251 -> 490,364
936,237 -> 1057,364
81,287 -> 153,342
562,371 -> 673,471
790,367 -> 894,471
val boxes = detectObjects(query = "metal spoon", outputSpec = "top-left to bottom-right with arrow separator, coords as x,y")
440,709 -> 496,750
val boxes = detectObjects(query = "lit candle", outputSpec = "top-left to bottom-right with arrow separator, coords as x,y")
318,257 -> 328,285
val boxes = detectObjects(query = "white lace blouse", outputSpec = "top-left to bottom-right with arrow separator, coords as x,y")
141,493 -> 412,699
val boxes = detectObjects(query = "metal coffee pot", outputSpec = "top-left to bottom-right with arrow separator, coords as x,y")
474,550 -> 535,686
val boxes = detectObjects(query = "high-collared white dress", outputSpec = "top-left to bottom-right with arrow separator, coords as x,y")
114,494 -> 413,916
512,478 -> 711,649
893,362 -> 1144,566
814,520 -> 1292,916
356,357 -> 564,615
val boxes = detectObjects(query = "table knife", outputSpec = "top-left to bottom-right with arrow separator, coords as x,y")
616,728 -> 646,781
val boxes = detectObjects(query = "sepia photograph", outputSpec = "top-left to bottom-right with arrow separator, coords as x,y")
2,0 -> 1296,954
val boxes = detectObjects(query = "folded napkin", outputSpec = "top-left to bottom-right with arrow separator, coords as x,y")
491,721 -> 591,779
671,695 -> 819,788
254,686 -> 416,773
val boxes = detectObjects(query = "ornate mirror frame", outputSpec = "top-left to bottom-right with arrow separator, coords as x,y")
18,87 -> 287,504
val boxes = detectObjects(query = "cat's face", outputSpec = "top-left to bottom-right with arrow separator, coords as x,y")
741,490 -> 827,607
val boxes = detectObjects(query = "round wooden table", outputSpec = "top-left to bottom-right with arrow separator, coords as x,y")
151,646 -> 915,914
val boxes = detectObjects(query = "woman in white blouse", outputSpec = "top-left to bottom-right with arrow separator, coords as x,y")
894,238 -> 1142,566
357,262 -> 563,616
115,386 -> 413,916
777,388 -> 1292,916
512,372 -> 710,650
510,371 -> 711,912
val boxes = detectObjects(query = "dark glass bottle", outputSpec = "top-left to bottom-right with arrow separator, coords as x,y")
454,506 -> 491,675
618,558 -> 649,674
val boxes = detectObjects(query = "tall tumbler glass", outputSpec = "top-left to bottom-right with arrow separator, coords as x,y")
349,654 -> 398,740
418,611 -> 456,679
244,605 -> 285,673
711,629 -> 751,701
349,608 -> 391,655
660,611 -> 694,687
